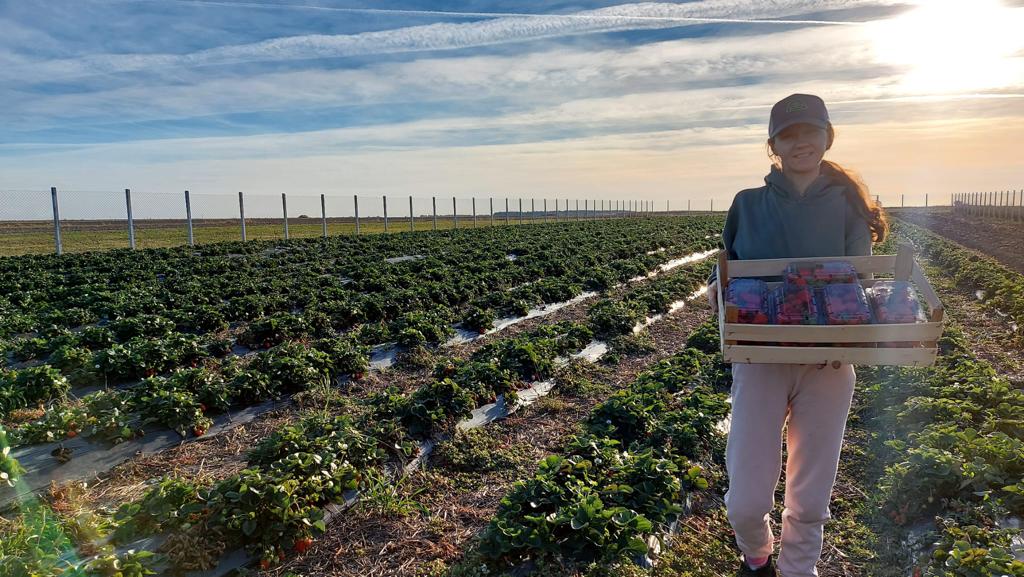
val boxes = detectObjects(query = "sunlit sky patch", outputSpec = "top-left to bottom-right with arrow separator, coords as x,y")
1,0 -> 1022,217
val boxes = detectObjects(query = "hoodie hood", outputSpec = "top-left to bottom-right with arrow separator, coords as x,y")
765,164 -> 845,202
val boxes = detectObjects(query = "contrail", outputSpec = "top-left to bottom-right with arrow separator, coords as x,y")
708,92 -> 1024,112
107,0 -> 869,26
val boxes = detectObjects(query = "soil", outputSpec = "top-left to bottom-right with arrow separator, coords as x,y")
890,208 -> 1024,275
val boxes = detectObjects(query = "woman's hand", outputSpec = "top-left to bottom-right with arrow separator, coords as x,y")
707,280 -> 718,314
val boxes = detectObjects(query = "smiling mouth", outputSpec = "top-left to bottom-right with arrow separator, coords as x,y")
793,151 -> 813,159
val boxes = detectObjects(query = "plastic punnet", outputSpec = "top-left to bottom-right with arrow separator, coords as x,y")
867,281 -> 927,324
725,278 -> 771,324
773,284 -> 820,325
822,283 -> 872,325
784,260 -> 859,288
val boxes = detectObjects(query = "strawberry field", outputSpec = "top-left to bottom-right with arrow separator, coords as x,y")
1,214 -> 1022,577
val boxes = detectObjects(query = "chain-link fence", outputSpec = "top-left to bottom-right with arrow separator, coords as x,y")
0,189 -> 696,257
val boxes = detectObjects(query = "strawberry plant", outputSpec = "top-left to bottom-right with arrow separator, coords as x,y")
1,424 -> 24,487
400,378 -> 476,438
588,299 -> 644,339
10,405 -> 87,446
312,336 -> 369,377
111,477 -> 203,544
927,518 -> 1024,576
462,306 -> 496,334
0,365 -> 70,417
48,345 -> 102,387
137,380 -> 211,438
109,314 -> 175,340
238,312 -> 310,349
246,414 -> 385,469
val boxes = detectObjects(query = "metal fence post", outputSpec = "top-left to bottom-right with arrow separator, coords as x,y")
432,196 -> 437,230
531,198 -> 535,224
409,196 -> 415,232
490,197 -> 494,226
576,199 -> 580,221
282,193 -> 289,239
383,195 -> 389,232
519,198 -> 523,225
238,191 -> 247,242
453,196 -> 458,229
185,190 -> 194,246
925,193 -> 928,208
544,199 -> 548,223
473,197 -> 477,228
321,194 -> 328,238
51,187 -> 63,255
354,195 -> 360,235
505,198 -> 510,225
125,188 -> 136,249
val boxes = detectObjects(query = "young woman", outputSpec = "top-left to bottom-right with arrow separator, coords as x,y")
706,94 -> 888,576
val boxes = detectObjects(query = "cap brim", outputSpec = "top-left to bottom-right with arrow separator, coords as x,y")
769,117 -> 829,138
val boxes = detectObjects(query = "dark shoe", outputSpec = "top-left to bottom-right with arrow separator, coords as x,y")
736,554 -> 777,576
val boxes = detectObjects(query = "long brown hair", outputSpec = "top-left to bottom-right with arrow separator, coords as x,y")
767,124 -> 888,242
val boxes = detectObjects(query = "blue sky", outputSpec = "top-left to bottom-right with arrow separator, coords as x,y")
2,0 -> 1023,219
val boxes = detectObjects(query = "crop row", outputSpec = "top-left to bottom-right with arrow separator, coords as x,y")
861,323 -> 1024,575
452,321 -> 731,575
858,230 -> 1024,575
891,219 -> 1024,329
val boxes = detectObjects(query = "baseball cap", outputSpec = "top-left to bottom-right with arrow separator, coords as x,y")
769,94 -> 830,138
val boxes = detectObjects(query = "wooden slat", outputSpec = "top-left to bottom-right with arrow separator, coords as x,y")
728,254 -> 896,277
723,321 -> 943,342
723,344 -> 937,366
763,278 -> 889,290
716,256 -> 728,354
911,261 -> 944,321
895,244 -> 914,281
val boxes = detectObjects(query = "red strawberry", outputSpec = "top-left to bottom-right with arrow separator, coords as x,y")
193,426 -> 207,437
293,537 -> 314,554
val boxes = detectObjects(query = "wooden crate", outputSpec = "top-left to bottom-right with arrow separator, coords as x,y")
716,244 -> 944,367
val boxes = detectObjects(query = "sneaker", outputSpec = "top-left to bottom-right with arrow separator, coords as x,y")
736,554 -> 777,576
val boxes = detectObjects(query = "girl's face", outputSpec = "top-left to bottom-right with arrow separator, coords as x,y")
769,123 -> 830,174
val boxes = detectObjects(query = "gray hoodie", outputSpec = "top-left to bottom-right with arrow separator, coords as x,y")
707,164 -> 872,285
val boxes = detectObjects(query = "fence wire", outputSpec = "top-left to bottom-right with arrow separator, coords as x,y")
6,187 -> 1001,257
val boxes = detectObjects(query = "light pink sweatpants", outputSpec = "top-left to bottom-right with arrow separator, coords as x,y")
724,362 -> 855,577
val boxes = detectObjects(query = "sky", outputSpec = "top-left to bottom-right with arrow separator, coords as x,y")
1,0 -> 1023,219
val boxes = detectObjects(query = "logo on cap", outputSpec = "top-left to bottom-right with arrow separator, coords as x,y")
786,99 -> 808,114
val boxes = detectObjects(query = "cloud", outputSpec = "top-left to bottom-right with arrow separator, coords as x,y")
4,20 -> 890,132
2,0 -> 901,84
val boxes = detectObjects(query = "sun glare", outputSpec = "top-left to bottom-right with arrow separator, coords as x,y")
868,0 -> 1024,94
